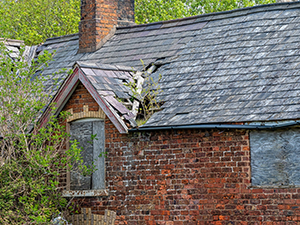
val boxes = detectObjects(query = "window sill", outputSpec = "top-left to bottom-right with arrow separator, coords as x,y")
62,189 -> 109,197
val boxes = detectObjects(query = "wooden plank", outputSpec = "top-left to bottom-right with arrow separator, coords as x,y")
80,213 -> 84,225
91,213 -> 94,225
65,209 -> 116,225
96,214 -> 101,225
104,209 -> 108,222
75,215 -> 79,225
110,211 -> 116,225
88,208 -> 92,225
104,209 -> 108,225
92,121 -> 105,189
99,215 -> 103,225
83,208 -> 87,222
104,95 -> 130,115
94,215 -> 97,225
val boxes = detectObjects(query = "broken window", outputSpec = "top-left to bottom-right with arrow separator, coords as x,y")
70,119 -> 105,190
250,128 -> 300,187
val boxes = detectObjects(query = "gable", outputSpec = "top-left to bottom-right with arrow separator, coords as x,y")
62,82 -> 103,118
39,65 -> 131,134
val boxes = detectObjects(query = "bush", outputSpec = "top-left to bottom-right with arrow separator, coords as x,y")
0,42 -> 82,224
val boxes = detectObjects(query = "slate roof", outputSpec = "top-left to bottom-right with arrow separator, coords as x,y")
1,38 -> 36,65
39,2 -> 300,128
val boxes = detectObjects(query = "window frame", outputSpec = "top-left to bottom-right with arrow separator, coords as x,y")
62,106 -> 108,197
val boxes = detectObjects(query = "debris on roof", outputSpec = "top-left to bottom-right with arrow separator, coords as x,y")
1,38 -> 37,66
77,62 -> 138,127
76,61 -> 164,127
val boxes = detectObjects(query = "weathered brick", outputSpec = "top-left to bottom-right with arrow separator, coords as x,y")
79,0 -> 134,53
60,84 -> 300,224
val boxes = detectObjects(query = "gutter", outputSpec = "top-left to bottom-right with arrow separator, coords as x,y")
129,121 -> 300,132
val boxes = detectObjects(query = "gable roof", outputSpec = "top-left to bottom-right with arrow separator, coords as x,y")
39,62 -> 138,133
38,2 -> 300,130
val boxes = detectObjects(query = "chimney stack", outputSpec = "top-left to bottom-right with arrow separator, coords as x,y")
79,0 -> 135,53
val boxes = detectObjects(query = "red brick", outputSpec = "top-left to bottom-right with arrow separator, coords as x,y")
60,87 -> 300,224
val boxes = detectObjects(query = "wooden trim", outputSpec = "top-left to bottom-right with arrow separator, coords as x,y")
39,67 -> 80,128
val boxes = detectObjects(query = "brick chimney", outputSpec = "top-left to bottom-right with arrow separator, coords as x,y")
79,0 -> 135,53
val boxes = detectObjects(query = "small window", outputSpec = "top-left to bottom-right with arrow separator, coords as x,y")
250,128 -> 300,187
69,119 -> 105,190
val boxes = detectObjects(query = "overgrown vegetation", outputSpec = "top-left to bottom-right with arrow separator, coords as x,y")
0,0 -> 80,45
135,0 -> 276,24
0,42 -> 84,224
0,0 -> 276,45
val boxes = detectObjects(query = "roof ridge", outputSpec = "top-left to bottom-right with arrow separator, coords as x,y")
76,61 -> 135,71
116,1 -> 300,33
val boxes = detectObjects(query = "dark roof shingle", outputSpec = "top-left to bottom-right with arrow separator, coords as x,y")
39,2 -> 300,128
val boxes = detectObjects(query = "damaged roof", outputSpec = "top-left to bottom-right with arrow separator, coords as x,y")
1,38 -> 37,65
39,2 -> 300,128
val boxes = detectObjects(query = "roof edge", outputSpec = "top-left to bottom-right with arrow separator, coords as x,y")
0,38 -> 25,44
45,33 -> 78,42
43,33 -> 79,46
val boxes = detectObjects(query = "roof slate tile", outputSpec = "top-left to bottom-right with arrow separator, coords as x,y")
39,2 -> 300,127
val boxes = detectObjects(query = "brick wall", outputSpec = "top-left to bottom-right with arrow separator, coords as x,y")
62,83 -> 300,224
62,82 -> 100,113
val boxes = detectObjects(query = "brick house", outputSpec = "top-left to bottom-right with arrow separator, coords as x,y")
36,0 -> 300,224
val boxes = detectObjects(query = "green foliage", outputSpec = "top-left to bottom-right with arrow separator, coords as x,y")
0,42 -> 83,224
135,0 -> 189,24
0,0 -> 276,44
135,0 -> 276,24
0,0 -> 80,45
